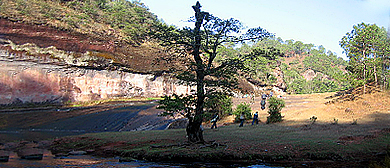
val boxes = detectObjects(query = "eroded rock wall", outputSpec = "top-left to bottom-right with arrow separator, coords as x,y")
0,49 -> 191,105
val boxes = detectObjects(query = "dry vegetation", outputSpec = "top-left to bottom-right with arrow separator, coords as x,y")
228,85 -> 390,126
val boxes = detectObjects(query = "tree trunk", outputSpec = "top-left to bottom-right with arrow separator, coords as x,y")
186,1 -> 205,143
382,58 -> 385,90
363,49 -> 366,94
186,67 -> 205,142
374,65 -> 377,85
364,63 -> 366,94
186,119 -> 204,142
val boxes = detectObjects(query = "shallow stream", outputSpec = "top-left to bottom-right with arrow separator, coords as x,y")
0,150 -> 283,168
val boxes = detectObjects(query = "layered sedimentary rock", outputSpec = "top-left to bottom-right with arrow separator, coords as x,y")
0,49 -> 191,105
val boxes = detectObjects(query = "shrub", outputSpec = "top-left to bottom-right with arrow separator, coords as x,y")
233,102 -> 252,122
204,93 -> 233,121
266,97 -> 285,124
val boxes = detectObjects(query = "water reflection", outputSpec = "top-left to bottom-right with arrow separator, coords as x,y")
0,151 -> 283,168
1,153 -> 183,168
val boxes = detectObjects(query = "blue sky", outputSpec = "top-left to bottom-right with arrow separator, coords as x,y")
140,0 -> 390,60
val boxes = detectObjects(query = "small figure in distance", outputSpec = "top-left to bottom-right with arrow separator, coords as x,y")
261,93 -> 267,99
239,112 -> 245,127
252,111 -> 259,125
261,93 -> 267,110
210,113 -> 219,129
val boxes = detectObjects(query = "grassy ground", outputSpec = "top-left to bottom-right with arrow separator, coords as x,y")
50,90 -> 390,167
50,122 -> 390,167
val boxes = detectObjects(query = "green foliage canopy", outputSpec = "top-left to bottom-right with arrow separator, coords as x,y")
340,22 -> 390,88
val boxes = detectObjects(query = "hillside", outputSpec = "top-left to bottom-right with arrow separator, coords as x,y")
257,39 -> 349,94
0,0 -> 155,44
0,0 -> 171,73
232,38 -> 349,95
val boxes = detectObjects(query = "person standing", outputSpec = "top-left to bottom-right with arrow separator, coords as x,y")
260,98 -> 266,110
210,113 -> 219,129
261,93 -> 267,110
239,112 -> 245,127
261,93 -> 267,99
252,111 -> 259,125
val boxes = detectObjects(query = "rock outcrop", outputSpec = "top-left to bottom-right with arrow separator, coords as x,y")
0,49 -> 192,105
302,69 -> 332,81
0,17 -> 196,105
272,67 -> 287,91
303,69 -> 317,81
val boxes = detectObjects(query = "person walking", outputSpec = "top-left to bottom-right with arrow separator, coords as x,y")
252,111 -> 259,125
210,113 -> 219,129
239,112 -> 245,127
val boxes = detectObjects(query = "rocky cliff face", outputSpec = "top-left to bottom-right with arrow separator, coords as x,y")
0,49 -> 191,105
0,18 -> 194,105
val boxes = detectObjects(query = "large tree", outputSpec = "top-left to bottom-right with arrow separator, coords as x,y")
152,2 -> 272,142
340,22 -> 390,90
